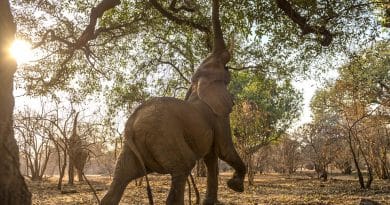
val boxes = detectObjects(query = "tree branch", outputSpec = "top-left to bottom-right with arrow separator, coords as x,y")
158,59 -> 190,84
275,0 -> 333,46
169,0 -> 197,12
76,0 -> 121,48
149,0 -> 210,33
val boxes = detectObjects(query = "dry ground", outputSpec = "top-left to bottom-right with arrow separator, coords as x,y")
28,172 -> 390,205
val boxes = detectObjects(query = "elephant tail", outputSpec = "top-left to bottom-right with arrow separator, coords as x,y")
125,128 -> 154,205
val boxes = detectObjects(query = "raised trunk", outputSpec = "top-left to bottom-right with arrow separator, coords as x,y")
211,0 -> 230,64
0,0 -> 32,203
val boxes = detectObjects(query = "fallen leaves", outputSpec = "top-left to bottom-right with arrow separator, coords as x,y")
27,173 -> 390,204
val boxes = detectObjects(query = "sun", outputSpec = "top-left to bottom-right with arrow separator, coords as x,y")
10,39 -> 33,64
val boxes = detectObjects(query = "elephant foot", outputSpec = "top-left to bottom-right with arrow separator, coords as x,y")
227,177 -> 244,192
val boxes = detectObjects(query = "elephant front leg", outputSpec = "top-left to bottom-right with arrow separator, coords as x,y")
223,148 -> 246,193
101,146 -> 143,205
166,174 -> 188,205
215,117 -> 246,192
203,152 -> 219,205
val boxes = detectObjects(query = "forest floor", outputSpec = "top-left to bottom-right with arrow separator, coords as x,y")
27,172 -> 390,205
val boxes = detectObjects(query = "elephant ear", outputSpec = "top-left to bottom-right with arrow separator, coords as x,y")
197,77 -> 233,116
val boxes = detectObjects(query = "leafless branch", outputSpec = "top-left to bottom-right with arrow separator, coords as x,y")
158,59 -> 190,84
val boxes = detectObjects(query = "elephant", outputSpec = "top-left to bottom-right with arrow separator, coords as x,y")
101,0 -> 246,204
101,60 -> 246,204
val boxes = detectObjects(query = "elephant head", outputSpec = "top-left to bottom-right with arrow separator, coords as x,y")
186,0 -> 234,117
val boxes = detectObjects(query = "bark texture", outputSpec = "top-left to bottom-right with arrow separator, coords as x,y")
0,0 -> 32,204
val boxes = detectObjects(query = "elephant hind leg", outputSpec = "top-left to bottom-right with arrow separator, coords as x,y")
101,145 -> 144,205
166,173 -> 189,205
203,151 -> 219,205
77,168 -> 83,182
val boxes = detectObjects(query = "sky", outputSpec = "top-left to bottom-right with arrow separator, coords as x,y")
290,74 -> 336,129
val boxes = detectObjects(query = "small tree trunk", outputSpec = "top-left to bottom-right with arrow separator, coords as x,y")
195,160 -> 207,177
57,149 -> 67,190
245,154 -> 255,185
348,132 -> 365,188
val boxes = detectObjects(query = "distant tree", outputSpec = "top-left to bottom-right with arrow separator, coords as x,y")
272,135 -> 302,174
300,123 -> 342,181
14,107 -> 54,181
310,41 -> 390,188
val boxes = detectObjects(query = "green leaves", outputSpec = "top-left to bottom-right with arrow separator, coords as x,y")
10,0 -> 390,116
230,71 -> 302,153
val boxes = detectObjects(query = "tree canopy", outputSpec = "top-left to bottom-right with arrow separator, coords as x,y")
11,0 -> 389,114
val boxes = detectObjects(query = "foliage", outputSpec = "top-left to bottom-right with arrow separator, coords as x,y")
230,71 -> 302,152
309,41 -> 390,187
10,0 -> 390,115
229,71 -> 301,184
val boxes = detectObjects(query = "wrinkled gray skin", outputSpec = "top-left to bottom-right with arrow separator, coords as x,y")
101,52 -> 246,205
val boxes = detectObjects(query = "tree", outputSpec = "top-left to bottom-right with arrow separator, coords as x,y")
300,123 -> 342,181
230,71 -> 301,184
0,0 -> 31,203
10,0 -> 389,115
272,135 -> 302,174
14,107 -> 53,181
310,41 -> 390,188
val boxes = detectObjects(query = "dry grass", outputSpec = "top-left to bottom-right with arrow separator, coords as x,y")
28,172 -> 390,204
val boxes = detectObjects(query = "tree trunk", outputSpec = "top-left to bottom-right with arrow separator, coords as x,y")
57,149 -> 67,190
348,132 -> 365,188
0,1 -> 32,203
0,0 -> 30,200
243,153 -> 255,185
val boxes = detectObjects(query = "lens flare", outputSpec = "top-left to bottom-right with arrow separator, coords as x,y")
10,39 -> 33,64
